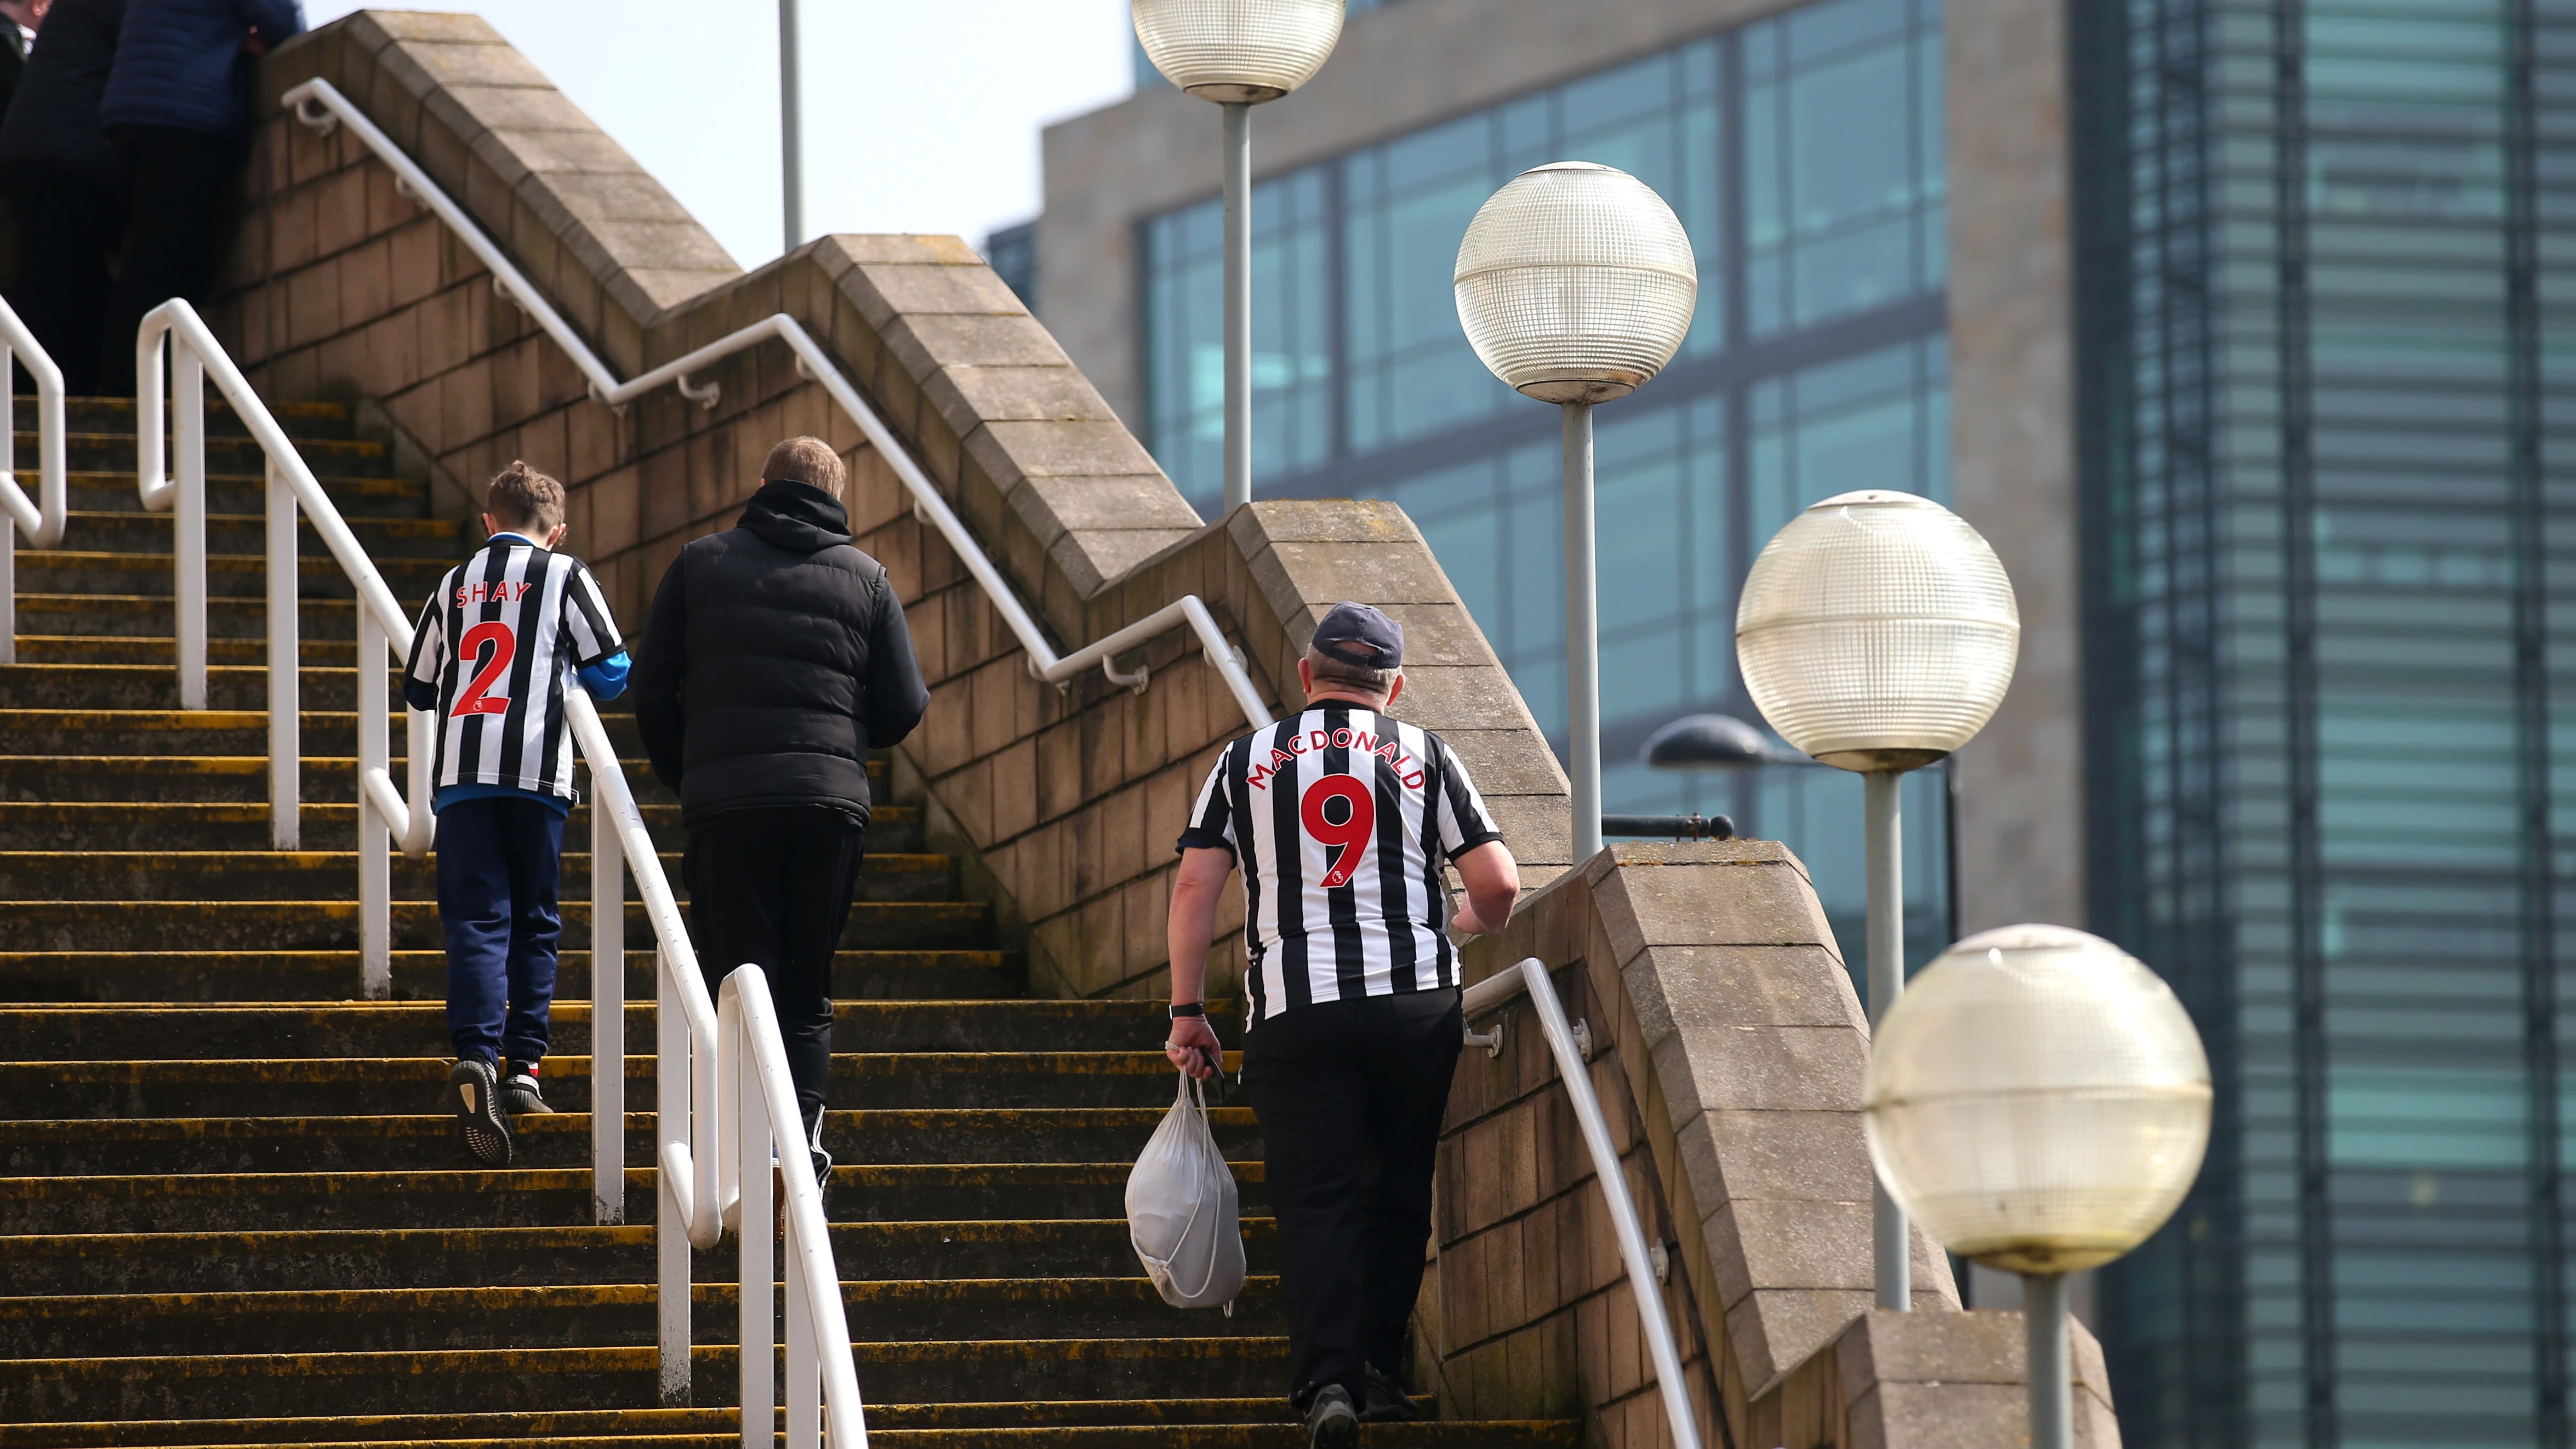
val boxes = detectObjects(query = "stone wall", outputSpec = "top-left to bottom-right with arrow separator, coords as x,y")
1444,844 -> 2118,1446
214,11 -> 1572,1003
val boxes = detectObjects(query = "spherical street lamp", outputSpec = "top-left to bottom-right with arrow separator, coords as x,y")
1866,924 -> 2212,1449
1456,162 -> 1698,860
1133,0 -> 1346,514
1735,488 -> 2018,1313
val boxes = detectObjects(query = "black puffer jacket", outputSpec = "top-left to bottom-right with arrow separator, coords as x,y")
0,0 -> 127,189
632,480 -> 929,826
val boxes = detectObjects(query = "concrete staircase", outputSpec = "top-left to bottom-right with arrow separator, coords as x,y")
0,397 -> 1578,1446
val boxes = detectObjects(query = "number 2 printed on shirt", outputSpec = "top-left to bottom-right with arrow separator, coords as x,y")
451,620 -> 516,716
1300,774 -> 1376,888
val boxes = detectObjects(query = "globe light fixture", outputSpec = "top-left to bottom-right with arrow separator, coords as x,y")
1735,489 -> 2018,1313
1865,924 -> 2212,1449
1456,163 -> 1697,859
1133,0 -> 1346,514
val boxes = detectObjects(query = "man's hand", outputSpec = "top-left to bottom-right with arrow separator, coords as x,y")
1448,839 -> 1521,935
1166,1013 -> 1223,1080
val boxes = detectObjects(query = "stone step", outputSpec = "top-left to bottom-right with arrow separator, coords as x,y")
0,708 -> 648,758
0,846 -> 941,901
46,510 -> 464,561
0,1000 -> 1227,1060
0,1418 -> 1575,1449
3,550 -> 454,603
0,1106 -> 1264,1177
15,396 -> 357,439
0,1339 -> 1298,1422
43,430 -> 387,476
0,1396 -> 1560,1447
0,944 -> 1010,1003
0,1275 -> 1289,1359
0,752 -> 874,805
59,470 -> 431,518
0,1220 -> 1277,1297
0,1048 -> 1223,1119
0,802 -> 703,852
0,1159 -> 1266,1234
6,594 -> 369,642
0,897 -> 991,951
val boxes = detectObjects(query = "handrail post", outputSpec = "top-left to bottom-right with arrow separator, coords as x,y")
355,608 -> 391,999
658,944 -> 693,1404
593,756 -> 626,1225
266,457 -> 298,848
734,978 -> 774,1449
787,1205 -> 820,1447
175,338 -> 207,710
2,346 -> 15,665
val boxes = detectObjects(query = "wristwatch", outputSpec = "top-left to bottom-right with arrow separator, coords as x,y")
1168,1002 -> 1206,1019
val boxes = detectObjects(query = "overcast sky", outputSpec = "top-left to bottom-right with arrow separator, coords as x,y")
304,1 -> 1135,270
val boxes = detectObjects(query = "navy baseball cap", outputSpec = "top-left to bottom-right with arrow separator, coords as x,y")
1312,601 -> 1404,670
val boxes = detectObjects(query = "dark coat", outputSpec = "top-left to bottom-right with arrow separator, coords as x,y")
0,0 -> 128,188
632,480 -> 930,828
99,0 -> 299,137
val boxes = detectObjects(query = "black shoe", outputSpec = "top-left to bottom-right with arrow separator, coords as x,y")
1304,1385 -> 1359,1449
1360,1364 -> 1421,1423
499,1062 -> 552,1115
448,1058 -> 511,1167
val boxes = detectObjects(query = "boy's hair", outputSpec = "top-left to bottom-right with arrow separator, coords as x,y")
763,436 -> 847,501
1305,645 -> 1398,698
486,460 -> 565,535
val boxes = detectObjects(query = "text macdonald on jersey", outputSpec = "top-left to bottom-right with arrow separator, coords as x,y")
1246,726 -> 1429,792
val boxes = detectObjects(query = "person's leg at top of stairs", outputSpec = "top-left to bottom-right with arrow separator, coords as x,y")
437,795 -> 566,1165
496,794 -> 565,1115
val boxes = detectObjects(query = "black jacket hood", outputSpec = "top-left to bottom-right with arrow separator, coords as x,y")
737,478 -> 852,554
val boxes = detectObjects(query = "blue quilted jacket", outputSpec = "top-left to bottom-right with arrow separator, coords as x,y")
99,0 -> 302,136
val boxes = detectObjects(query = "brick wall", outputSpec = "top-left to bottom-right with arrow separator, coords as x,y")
214,12 -> 1572,1003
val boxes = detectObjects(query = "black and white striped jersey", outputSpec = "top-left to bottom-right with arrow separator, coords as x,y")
404,540 -> 624,805
1177,705 -> 1506,1022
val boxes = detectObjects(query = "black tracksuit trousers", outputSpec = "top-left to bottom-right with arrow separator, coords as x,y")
1241,987 -> 1464,1407
682,805 -> 866,1182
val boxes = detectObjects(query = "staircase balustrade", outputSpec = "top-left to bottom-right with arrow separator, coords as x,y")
282,77 -> 1275,732
0,296 -> 69,665
1462,958 -> 1706,1449
133,300 -> 863,1441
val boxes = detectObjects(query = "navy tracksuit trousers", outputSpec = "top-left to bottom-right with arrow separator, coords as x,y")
436,795 -> 566,1068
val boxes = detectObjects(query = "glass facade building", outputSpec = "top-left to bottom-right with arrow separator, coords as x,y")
2083,0 -> 2576,1444
1133,0 -> 1958,966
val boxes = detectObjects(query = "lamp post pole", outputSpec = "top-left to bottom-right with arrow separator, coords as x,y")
779,0 -> 802,250
1865,769 -> 1907,1309
1564,402 -> 1600,860
1223,101 -> 1252,514
2025,1271 -> 2073,1449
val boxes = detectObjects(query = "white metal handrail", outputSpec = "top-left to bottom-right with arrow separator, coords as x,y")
135,299 -> 437,998
139,306 -> 830,1425
1463,958 -> 1705,1449
722,965 -> 870,1447
0,295 -> 70,664
281,76 -> 1274,731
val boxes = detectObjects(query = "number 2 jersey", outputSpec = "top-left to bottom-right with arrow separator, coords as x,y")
404,539 -> 624,806
1177,705 -> 1506,1022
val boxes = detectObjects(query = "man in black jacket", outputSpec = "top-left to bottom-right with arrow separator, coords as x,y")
0,0 -> 118,394
632,436 -> 930,1187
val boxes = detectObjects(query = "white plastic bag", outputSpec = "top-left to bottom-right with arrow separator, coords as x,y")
1126,1071 -> 1246,1310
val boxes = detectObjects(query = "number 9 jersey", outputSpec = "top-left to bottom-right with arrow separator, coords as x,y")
1176,705 -> 1505,1022
404,539 -> 625,806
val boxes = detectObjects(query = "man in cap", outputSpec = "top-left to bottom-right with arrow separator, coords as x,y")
1163,601 -> 1522,1447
